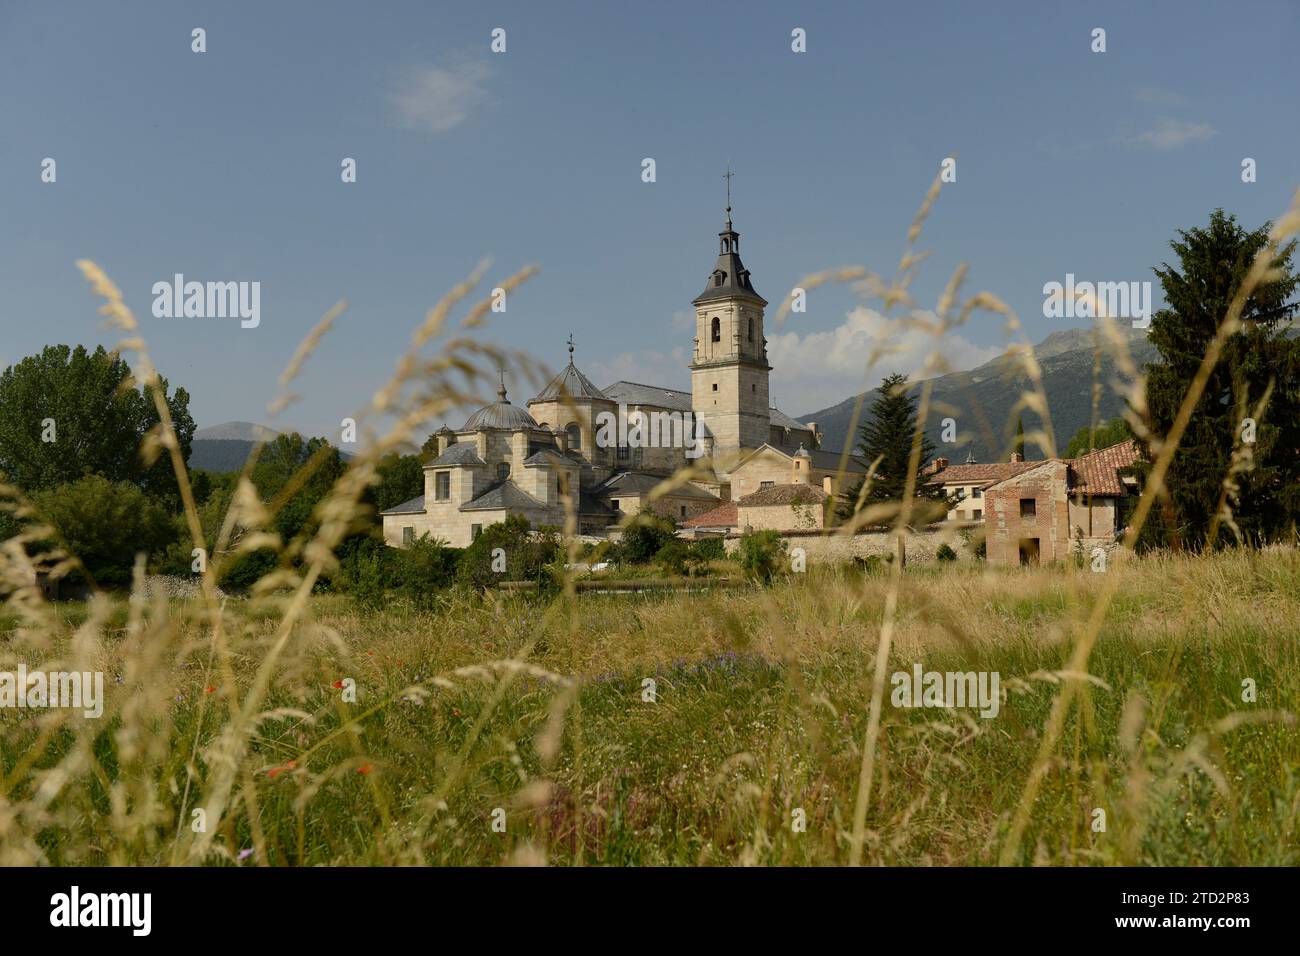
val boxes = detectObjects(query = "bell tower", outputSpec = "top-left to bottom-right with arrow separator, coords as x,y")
689,169 -> 771,459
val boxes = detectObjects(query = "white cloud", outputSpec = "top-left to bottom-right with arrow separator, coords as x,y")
391,60 -> 491,133
767,307 -> 1002,414
1131,117 -> 1217,150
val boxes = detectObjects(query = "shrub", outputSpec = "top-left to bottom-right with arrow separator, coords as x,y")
936,543 -> 958,562
654,539 -> 689,576
687,537 -> 726,563
617,510 -> 678,564
30,475 -> 176,587
456,515 -> 558,590
738,529 -> 785,584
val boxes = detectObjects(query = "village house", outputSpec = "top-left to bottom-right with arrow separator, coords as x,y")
930,439 -> 1142,565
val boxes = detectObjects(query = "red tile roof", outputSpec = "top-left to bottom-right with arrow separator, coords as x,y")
927,461 -> 1040,485
1069,439 -> 1142,496
681,502 -> 738,528
737,483 -> 829,507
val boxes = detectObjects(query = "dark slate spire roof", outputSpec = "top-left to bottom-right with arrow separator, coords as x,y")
693,196 -> 766,306
462,373 -> 540,431
530,337 -> 612,404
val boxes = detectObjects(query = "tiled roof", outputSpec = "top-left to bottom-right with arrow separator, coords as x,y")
597,471 -> 718,500
681,501 -> 738,529
769,407 -> 810,430
380,494 -> 425,515
429,442 -> 486,467
928,461 -> 1039,485
1070,439 -> 1141,496
739,442 -> 867,474
738,483 -> 829,507
601,381 -> 694,412
530,362 -> 612,404
460,480 -> 548,512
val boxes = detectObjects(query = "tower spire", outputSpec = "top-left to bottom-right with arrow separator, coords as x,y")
497,365 -> 508,403
567,332 -> 575,366
723,164 -> 734,228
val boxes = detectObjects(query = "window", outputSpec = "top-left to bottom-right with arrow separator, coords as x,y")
711,317 -> 721,342
712,383 -> 718,391
611,499 -> 620,511
402,526 -> 414,545
973,509 -> 982,520
747,318 -> 753,342
973,488 -> 982,499
761,481 -> 774,489
1020,498 -> 1036,518
496,461 -> 510,480
471,524 -> 483,540
616,444 -> 629,460
435,472 -> 450,500
565,423 -> 581,450
680,505 -> 687,518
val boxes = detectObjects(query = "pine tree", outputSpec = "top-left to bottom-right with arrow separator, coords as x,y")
1137,209 -> 1299,548
841,373 -> 946,516
1013,416 -> 1025,459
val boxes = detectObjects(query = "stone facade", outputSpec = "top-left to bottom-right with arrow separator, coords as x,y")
379,198 -> 852,550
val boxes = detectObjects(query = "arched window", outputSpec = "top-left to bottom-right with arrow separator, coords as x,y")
565,423 -> 581,450
711,317 -> 721,342
496,461 -> 510,481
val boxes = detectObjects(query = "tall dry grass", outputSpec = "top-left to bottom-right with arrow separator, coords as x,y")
0,180 -> 1297,866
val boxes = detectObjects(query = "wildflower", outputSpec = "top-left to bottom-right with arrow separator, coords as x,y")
267,760 -> 297,779
357,763 -> 373,775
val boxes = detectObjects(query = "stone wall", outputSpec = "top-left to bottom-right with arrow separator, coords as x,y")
722,525 -> 976,564
984,462 -> 1071,565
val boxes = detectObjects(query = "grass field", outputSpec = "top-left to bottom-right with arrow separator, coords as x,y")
2,547 -> 1296,866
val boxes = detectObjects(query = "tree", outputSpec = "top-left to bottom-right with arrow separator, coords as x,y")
370,453 -> 425,513
250,433 -> 347,540
1137,209 -> 1299,548
0,345 -> 194,501
1064,417 -> 1133,458
31,475 -> 176,586
1013,415 -> 1025,459
616,509 -> 678,564
456,515 -> 559,590
841,373 -> 947,516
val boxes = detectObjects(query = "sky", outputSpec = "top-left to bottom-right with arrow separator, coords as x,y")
2,0 -> 1297,441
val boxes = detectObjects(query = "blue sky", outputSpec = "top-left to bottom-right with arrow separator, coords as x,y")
2,0 -> 1297,439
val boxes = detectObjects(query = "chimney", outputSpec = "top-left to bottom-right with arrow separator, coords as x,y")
806,422 -> 821,448
1010,451 -> 1023,463
822,475 -> 833,495
435,426 -> 454,456
931,456 -> 949,475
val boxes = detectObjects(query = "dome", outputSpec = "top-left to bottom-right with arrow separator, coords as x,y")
462,379 -> 539,431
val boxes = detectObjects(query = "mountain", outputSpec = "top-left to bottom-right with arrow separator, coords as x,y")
191,421 -> 279,472
193,421 -> 278,442
189,421 -> 359,473
798,326 -> 1158,461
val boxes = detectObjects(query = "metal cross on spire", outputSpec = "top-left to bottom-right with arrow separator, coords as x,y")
723,164 -> 734,223
567,332 -> 575,364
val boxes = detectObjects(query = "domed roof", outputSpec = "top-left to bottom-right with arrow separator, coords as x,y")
529,338 -> 611,404
462,378 -> 539,431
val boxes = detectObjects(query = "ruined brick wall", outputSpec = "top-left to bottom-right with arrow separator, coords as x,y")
984,462 -> 1071,565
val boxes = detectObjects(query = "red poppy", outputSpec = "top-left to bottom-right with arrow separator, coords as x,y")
332,679 -> 345,689
357,763 -> 373,775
